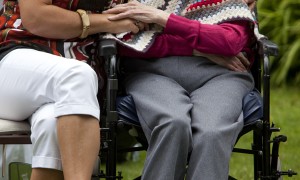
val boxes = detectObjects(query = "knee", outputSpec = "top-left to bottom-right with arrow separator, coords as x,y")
193,126 -> 230,150
70,62 -> 98,85
59,61 -> 98,90
162,118 -> 191,140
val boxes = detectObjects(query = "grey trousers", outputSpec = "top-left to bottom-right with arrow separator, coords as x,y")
123,56 -> 254,180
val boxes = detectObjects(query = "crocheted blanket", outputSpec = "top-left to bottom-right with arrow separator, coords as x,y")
102,0 -> 257,52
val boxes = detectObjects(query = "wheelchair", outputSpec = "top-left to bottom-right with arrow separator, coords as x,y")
99,37 -> 298,180
0,10 -> 298,180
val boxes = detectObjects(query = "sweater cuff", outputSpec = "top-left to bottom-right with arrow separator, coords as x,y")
164,13 -> 200,36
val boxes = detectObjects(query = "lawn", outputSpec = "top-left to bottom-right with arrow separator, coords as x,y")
116,86 -> 300,179
229,86 -> 300,179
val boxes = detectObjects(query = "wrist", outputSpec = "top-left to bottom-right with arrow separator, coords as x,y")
156,12 -> 170,27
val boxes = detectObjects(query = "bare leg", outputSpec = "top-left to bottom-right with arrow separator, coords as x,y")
57,115 -> 100,180
31,168 -> 64,180
30,115 -> 100,180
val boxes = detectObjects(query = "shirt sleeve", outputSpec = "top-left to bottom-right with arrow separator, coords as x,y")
119,13 -> 251,58
118,34 -> 193,58
164,14 -> 251,56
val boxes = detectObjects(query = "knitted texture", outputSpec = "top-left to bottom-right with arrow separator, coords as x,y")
102,0 -> 258,52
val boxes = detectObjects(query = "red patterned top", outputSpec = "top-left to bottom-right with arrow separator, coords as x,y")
0,0 -> 111,107
0,0 -> 97,58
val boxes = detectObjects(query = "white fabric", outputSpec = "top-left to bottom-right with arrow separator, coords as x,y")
0,48 -> 100,171
30,103 -> 62,170
0,48 -> 100,120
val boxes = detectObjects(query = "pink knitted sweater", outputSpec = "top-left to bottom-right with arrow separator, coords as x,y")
119,14 -> 252,58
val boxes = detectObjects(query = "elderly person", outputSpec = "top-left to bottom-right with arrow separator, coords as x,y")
103,0 -> 257,179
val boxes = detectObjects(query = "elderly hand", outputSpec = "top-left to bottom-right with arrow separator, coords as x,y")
103,0 -> 170,27
193,50 -> 250,72
243,0 -> 256,11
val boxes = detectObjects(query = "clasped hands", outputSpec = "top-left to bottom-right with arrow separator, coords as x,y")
103,0 -> 255,72
103,0 -> 170,28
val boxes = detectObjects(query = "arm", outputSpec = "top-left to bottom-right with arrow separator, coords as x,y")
19,0 -> 141,39
119,34 -> 193,58
164,14 -> 250,56
119,15 -> 250,57
193,51 -> 250,72
119,20 -> 251,72
104,1 -> 251,56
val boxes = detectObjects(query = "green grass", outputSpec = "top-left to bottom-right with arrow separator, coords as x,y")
116,86 -> 300,179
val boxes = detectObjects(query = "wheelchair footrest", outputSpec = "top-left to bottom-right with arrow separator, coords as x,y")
277,169 -> 297,177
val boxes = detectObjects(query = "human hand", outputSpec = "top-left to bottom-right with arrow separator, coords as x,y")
102,14 -> 145,34
243,0 -> 256,11
102,0 -> 170,27
193,50 -> 250,72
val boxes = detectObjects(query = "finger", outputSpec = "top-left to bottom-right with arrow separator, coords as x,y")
224,58 -> 239,72
227,56 -> 245,72
131,24 -> 140,34
236,53 -> 250,69
108,12 -> 132,21
135,21 -> 146,30
227,64 -> 241,72
234,59 -> 247,72
103,6 -> 128,14
103,2 -> 139,14
144,23 -> 150,30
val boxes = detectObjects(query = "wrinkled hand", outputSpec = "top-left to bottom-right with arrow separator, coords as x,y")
193,50 -> 250,72
243,0 -> 256,11
103,0 -> 170,27
102,14 -> 145,34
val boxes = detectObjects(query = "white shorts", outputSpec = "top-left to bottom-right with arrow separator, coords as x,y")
0,48 -> 100,170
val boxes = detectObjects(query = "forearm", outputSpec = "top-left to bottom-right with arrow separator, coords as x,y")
19,0 -> 80,39
119,34 -> 193,58
19,0 -> 136,39
164,14 -> 250,56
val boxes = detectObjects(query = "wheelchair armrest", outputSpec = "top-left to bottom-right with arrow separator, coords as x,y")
258,38 -> 279,57
257,38 -> 276,122
98,39 -> 117,56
